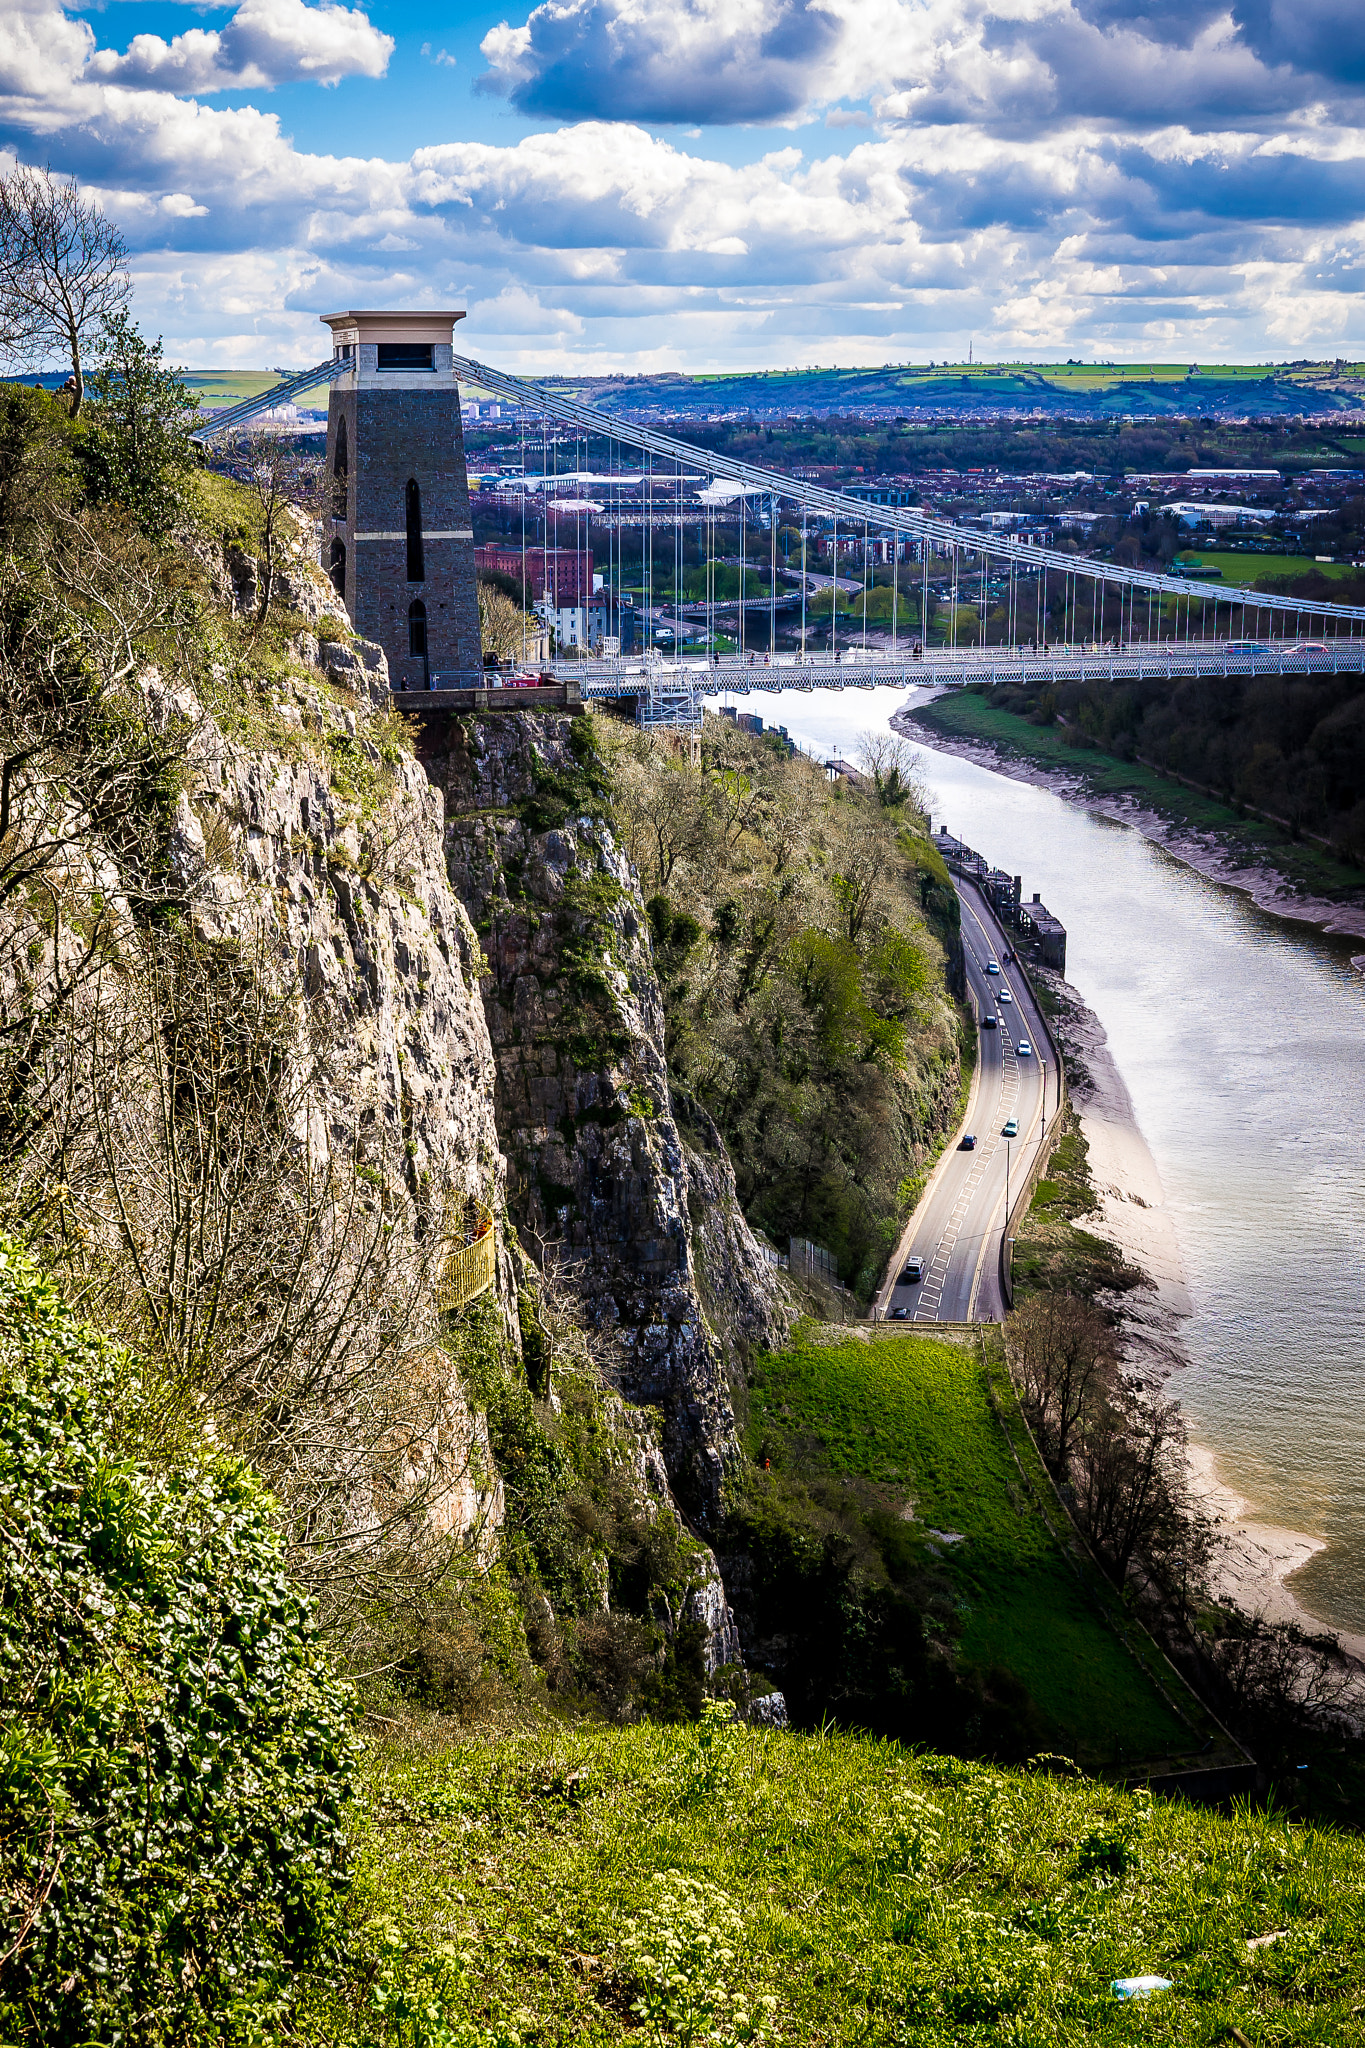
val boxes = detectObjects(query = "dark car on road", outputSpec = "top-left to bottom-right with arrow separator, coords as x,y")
960,1133 -> 977,1149
982,1013 -> 997,1029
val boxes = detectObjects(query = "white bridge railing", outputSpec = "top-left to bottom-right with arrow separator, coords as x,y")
551,637 -> 1365,713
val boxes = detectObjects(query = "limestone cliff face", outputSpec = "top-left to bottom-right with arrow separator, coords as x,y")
156,655 -> 508,1551
424,709 -> 792,1525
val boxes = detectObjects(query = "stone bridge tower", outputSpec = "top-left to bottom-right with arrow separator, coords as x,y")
321,310 -> 482,691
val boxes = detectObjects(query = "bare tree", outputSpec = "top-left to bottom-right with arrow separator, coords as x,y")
1211,1614 -> 1355,1763
610,731 -> 716,891
856,730 -> 930,815
830,805 -> 899,943
1074,1394 -> 1187,1587
0,166 -> 129,415
222,430 -> 330,624
478,578 -> 540,662
19,923 -> 500,1632
0,509 -> 193,1172
1007,1292 -> 1116,1473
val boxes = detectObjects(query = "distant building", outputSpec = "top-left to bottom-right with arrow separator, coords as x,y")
983,869 -> 1020,920
737,712 -> 764,735
1021,894 -> 1067,973
1184,467 -> 1281,483
475,544 -> 594,605
537,594 -> 607,652
845,481 -> 917,507
1161,501 -> 1275,528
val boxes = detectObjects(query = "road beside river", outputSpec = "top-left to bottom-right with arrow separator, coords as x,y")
877,878 -> 1053,1325
713,681 -> 1365,1642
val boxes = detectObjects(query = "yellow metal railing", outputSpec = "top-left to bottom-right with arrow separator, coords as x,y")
435,1198 -> 496,1313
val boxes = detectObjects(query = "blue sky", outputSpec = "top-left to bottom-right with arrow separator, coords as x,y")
73,0 -> 817,162
2,0 -> 1363,370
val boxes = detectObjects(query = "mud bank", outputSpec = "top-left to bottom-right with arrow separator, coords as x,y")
1034,968 -> 1362,1666
1035,968 -> 1190,1365
892,700 -> 1365,963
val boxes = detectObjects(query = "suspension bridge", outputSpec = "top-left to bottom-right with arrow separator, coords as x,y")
194,349 -> 1365,726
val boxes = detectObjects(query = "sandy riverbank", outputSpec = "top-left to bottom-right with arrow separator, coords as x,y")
1185,1449 -> 1365,1667
1034,969 -> 1190,1375
1016,957 -> 1361,1664
892,699 -> 1365,964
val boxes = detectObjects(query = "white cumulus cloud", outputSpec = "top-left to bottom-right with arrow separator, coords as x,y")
89,0 -> 393,93
477,0 -> 1365,130
479,0 -> 843,123
0,0 -> 1359,368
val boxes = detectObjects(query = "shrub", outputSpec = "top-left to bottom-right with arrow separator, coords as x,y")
0,1239 -> 354,2045
619,1868 -> 776,2047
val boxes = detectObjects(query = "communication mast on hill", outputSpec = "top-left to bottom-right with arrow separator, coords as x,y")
320,309 -> 483,690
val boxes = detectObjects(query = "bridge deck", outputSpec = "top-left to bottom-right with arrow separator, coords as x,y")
550,638 -> 1365,698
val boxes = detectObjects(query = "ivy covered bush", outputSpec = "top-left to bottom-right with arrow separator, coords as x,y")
0,1240 -> 354,2045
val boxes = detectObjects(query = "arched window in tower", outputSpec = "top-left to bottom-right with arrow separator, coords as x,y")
408,598 -> 427,658
332,414 -> 348,519
405,477 -> 425,582
329,538 -> 346,600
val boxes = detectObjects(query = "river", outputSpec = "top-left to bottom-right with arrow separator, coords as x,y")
718,682 -> 1365,1635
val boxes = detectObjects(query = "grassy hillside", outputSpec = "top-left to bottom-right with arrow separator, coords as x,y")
1176,550 -> 1358,585
535,359 -> 1365,421
601,716 -> 966,1297
300,1714 -> 1365,2046
736,1325 -> 1215,1771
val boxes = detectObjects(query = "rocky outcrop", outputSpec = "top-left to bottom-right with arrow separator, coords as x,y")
155,662 -> 508,1552
680,1101 -> 791,1365
427,709 -> 792,1526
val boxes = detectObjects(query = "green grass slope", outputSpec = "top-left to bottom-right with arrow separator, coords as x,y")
1175,550 -> 1358,584
312,1716 -> 1365,2046
745,1327 -> 1208,1770
539,359 -> 1365,420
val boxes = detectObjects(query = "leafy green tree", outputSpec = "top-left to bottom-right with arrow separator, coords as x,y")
81,310 -> 199,536
0,382 -> 78,547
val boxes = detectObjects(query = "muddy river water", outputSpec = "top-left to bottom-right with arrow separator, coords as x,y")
719,683 -> 1365,1634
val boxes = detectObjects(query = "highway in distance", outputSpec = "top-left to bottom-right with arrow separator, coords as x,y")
879,881 -> 1056,1325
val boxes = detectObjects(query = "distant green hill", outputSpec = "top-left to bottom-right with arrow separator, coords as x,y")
547,359 -> 1365,420
16,356 -> 1365,420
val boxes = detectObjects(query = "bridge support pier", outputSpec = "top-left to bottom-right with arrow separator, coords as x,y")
322,309 -> 483,694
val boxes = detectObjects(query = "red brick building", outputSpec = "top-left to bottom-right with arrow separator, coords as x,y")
475,545 -> 594,606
